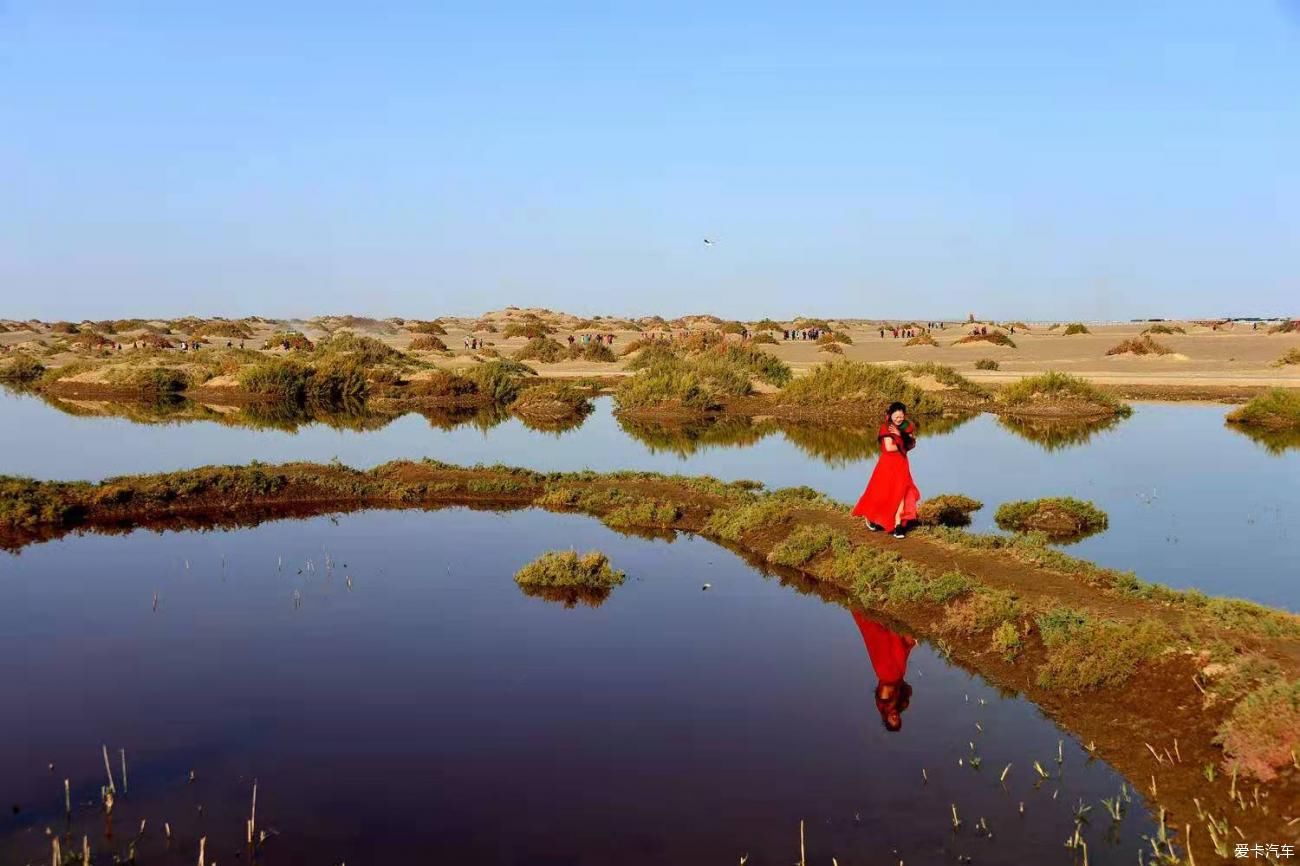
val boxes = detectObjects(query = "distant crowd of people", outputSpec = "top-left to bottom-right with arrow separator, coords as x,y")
784,328 -> 822,341
569,333 -> 616,347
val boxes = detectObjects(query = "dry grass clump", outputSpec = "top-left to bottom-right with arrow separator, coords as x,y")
502,322 -> 554,339
997,371 -> 1130,418
513,336 -> 566,363
406,320 -> 447,335
721,321 -> 747,335
1268,319 -> 1299,334
916,494 -> 983,527
767,524 -> 839,567
407,370 -> 478,399
601,500 -> 682,531
751,332 -> 778,345
776,361 -> 944,414
514,550 -> 625,590
239,357 -> 367,405
616,344 -> 789,412
974,358 -> 999,370
905,332 -> 938,347
313,333 -> 406,366
1106,335 -> 1172,356
1214,678 -> 1300,781
953,331 -> 1017,348
0,353 -> 46,383
819,343 -> 844,354
409,335 -> 449,352
1035,608 -> 1172,692
994,497 -> 1108,539
816,330 -> 853,345
50,321 -> 81,334
465,359 -> 537,403
510,382 -> 594,429
1061,323 -> 1091,335
940,588 -> 1023,637
750,318 -> 785,333
1272,348 -> 1300,367
1142,323 -> 1186,335
125,367 -> 190,394
1226,389 -> 1300,430
615,358 -> 744,412
263,331 -> 314,351
565,341 -> 617,362
901,362 -> 989,399
194,319 -> 254,340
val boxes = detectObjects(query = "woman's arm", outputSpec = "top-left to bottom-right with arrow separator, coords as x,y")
882,435 -> 900,452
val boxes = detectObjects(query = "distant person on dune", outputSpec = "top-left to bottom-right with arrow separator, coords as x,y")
852,401 -> 920,539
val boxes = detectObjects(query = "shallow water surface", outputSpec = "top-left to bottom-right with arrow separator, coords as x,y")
2,391 -> 1296,607
1,509 -> 1153,864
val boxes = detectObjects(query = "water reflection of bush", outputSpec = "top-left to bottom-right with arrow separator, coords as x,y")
617,412 -> 976,466
517,584 -> 613,608
1225,422 -> 1300,456
995,415 -> 1126,452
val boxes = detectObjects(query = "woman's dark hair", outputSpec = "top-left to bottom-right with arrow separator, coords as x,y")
886,401 -> 907,416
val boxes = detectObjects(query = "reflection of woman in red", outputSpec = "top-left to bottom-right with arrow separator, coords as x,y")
853,611 -> 916,732
851,402 -> 921,539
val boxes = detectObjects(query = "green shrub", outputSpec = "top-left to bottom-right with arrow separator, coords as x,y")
240,358 -> 313,401
407,320 -> 447,335
953,331 -> 1016,348
1142,323 -> 1185,335
994,497 -> 1108,539
313,332 -> 402,366
916,494 -> 983,527
0,353 -> 46,383
410,335 -> 449,352
1226,389 -> 1300,430
887,569 -> 973,605
467,359 -> 537,403
514,550 -> 625,589
515,336 -> 567,362
565,341 -> 617,363
974,358 -> 1000,371
503,322 -> 554,339
1274,349 -> 1300,367
998,371 -> 1128,414
777,361 -> 943,413
1106,336 -> 1172,356
902,362 -> 989,397
602,500 -> 682,530
1061,323 -> 1091,335
262,331 -> 314,351
991,621 -> 1022,660
128,367 -> 189,393
1035,611 -> 1171,692
767,525 -> 839,567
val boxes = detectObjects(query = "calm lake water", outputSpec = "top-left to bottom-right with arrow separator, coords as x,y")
1,509 -> 1153,865
2,390 -> 1297,608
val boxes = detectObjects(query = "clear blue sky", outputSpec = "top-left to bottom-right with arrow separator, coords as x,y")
3,2 -> 1298,321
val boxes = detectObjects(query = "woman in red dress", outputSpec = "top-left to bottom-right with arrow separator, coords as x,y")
851,401 -> 921,538
852,611 -> 916,732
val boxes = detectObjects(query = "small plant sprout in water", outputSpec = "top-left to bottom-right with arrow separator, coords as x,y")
950,804 -> 961,831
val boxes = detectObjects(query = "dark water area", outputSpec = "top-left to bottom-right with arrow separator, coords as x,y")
2,391 -> 1297,608
1,509 -> 1154,865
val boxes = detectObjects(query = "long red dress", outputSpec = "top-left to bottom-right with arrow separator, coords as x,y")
852,611 -> 916,685
851,423 -> 920,531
